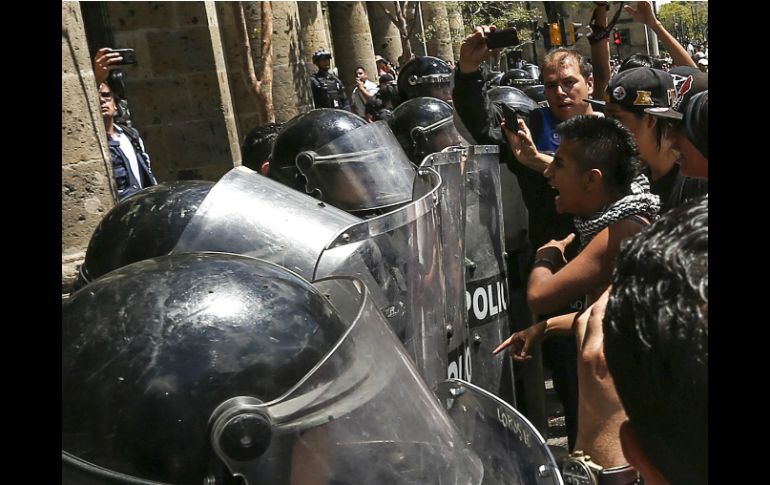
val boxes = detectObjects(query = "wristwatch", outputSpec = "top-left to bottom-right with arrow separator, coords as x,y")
562,451 -> 641,485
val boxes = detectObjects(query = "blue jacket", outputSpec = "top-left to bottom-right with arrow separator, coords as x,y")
109,124 -> 157,201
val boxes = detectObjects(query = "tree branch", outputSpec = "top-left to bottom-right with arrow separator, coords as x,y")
378,2 -> 400,26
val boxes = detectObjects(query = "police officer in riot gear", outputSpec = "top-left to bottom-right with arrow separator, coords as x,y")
310,49 -> 351,111
499,68 -> 538,89
269,108 -> 416,216
389,97 -> 466,165
397,56 -> 453,104
63,252 -> 486,485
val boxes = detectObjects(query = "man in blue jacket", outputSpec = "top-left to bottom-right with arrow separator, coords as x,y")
99,81 -> 157,201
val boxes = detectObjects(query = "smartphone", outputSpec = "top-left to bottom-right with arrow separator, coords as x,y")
485,27 -> 520,50
501,103 -> 519,131
111,48 -> 137,66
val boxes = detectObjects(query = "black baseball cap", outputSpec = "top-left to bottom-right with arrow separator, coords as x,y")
586,67 -> 677,112
645,70 -> 708,121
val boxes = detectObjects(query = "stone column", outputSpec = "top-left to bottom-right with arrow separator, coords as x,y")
298,1 -> 335,108
62,2 -> 116,292
421,2 -> 454,62
328,2 -> 377,101
366,2 -> 402,66
447,4 -> 465,62
270,2 -> 312,122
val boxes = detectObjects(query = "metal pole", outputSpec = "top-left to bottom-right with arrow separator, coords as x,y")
644,25 -> 650,55
650,2 -> 660,56
418,2 -> 428,56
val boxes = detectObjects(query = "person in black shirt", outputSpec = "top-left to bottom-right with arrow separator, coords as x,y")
588,67 -> 707,214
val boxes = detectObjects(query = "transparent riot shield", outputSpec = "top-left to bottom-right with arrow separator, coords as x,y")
463,145 -> 515,404
211,277 -> 484,485
315,168 -> 447,391
172,167 -> 399,326
420,150 -> 471,382
435,379 -> 564,485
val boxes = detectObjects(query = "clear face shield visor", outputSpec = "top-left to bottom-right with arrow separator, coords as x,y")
295,121 -> 416,214
410,116 -> 468,165
210,276 -> 484,485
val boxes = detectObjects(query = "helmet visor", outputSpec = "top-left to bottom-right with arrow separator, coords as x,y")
296,121 -> 416,213
412,116 -> 468,165
213,276 -> 484,484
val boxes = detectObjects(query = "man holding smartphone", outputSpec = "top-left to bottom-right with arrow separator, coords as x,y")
350,66 -> 378,117
99,80 -> 157,201
454,26 -> 601,455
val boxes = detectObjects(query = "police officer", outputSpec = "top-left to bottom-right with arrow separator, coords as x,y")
310,49 -> 351,111
397,56 -> 453,104
63,252 -> 486,485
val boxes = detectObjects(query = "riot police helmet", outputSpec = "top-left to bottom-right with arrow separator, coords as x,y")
487,86 -> 539,114
75,181 -> 214,289
397,56 -> 453,103
389,97 -> 465,165
63,252 -> 485,484
270,109 -> 416,214
523,84 -> 547,105
487,86 -> 540,132
63,253 -> 348,484
499,68 -> 537,88
312,48 -> 332,65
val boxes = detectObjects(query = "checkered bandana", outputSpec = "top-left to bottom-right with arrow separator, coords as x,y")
573,174 -> 660,251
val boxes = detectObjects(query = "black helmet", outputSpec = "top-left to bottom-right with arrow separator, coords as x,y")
63,252 -> 485,484
487,86 -> 540,132
270,109 -> 415,214
270,109 -> 368,192
486,71 -> 504,88
389,97 -> 464,165
523,84 -> 547,105
312,48 -> 332,65
487,86 -> 539,114
397,56 -> 453,103
63,252 -> 349,484
499,68 -> 537,88
75,181 -> 214,289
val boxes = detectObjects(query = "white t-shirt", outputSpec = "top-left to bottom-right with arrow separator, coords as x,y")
113,128 -> 144,188
352,79 -> 379,116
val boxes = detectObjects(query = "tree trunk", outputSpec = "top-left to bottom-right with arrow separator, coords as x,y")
233,1 -> 274,123
367,2 -> 402,65
328,2 -> 377,99
379,2 -> 415,67
447,3 -> 465,62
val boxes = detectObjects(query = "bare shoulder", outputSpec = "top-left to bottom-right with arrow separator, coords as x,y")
604,217 -> 649,248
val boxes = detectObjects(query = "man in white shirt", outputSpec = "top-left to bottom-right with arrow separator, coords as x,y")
99,82 -> 157,201
351,66 -> 379,117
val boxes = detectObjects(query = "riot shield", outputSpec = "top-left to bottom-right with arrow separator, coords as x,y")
420,150 -> 471,382
463,145 -> 515,404
316,167 -> 447,390
172,167 -> 361,277
435,379 -> 564,485
171,167 -> 400,329
212,277 -> 484,485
